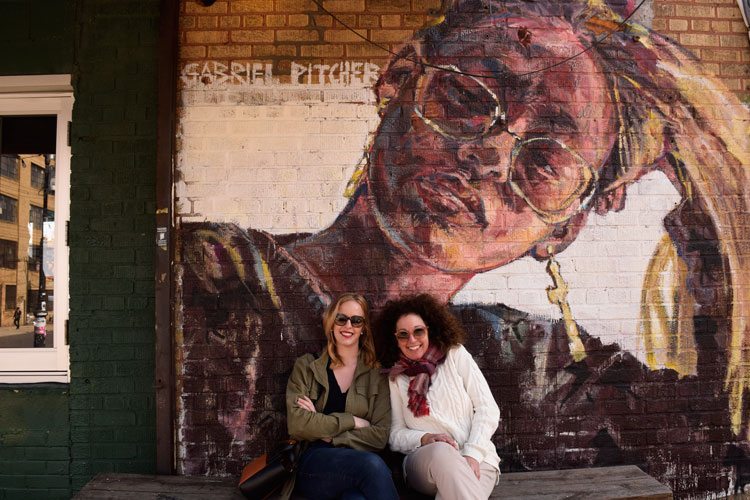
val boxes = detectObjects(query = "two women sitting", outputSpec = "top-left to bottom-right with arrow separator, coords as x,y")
284,293 -> 499,499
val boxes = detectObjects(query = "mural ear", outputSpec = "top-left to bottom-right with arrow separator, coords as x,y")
374,44 -> 422,113
530,211 -> 590,260
594,184 -> 627,215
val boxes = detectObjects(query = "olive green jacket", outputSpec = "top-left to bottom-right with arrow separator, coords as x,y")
280,351 -> 391,499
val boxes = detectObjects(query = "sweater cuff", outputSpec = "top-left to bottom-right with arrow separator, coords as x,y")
461,443 -> 485,464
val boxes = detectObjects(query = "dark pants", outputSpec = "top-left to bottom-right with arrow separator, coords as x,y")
295,444 -> 398,500
13,317 -> 19,329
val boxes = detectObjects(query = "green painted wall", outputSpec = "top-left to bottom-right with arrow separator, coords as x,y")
0,0 -> 73,76
0,0 -> 159,496
68,0 -> 159,492
0,385 -> 70,500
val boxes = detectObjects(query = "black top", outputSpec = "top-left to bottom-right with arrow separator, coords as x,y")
323,361 -> 348,414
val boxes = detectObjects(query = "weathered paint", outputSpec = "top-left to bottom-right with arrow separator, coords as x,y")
175,0 -> 750,496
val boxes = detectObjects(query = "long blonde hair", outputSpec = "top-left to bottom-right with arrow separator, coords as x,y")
322,293 -> 379,369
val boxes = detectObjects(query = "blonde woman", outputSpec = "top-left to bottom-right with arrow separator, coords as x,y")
282,294 -> 398,500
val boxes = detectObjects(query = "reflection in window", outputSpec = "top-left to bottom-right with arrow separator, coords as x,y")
0,155 -> 19,180
0,195 -> 17,223
5,285 -> 16,310
29,205 -> 43,228
31,163 -> 45,189
28,244 -> 41,272
0,239 -> 17,269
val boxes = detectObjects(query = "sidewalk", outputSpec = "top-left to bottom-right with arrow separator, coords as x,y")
0,323 -> 55,348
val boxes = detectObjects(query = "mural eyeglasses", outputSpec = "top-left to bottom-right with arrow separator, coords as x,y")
413,64 -> 599,225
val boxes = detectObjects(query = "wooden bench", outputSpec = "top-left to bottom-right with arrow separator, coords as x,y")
74,465 -> 672,499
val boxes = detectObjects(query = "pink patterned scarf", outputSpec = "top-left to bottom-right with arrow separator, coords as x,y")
386,345 -> 446,417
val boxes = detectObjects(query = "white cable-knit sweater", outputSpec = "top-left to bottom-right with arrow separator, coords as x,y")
388,344 -> 501,470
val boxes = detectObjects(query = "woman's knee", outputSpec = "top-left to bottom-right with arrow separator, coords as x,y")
412,442 -> 461,473
356,451 -> 391,478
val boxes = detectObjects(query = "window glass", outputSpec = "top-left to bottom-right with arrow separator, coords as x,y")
0,75 -> 71,382
5,285 -> 16,310
0,194 -> 18,223
0,155 -> 19,180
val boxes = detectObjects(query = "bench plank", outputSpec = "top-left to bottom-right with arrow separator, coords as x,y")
75,465 -> 671,500
73,474 -> 245,499
491,465 -> 672,500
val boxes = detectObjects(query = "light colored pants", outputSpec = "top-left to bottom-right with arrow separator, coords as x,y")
404,442 -> 499,500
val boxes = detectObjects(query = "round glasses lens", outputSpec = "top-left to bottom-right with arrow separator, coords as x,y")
419,70 -> 498,138
509,138 -> 593,214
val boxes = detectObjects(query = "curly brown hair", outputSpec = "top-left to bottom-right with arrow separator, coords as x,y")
373,294 -> 465,368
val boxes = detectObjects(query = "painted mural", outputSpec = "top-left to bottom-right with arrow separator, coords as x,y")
176,0 -> 750,496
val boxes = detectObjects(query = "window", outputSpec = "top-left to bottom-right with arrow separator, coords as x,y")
0,74 -> 72,383
5,285 -> 16,310
31,163 -> 45,188
0,155 -> 19,180
29,204 -> 43,228
0,239 -> 17,269
0,194 -> 18,223
28,244 -> 41,272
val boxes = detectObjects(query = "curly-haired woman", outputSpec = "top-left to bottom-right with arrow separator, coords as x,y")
375,293 -> 500,499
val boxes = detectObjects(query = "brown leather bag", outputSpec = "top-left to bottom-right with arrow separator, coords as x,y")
238,439 -> 300,499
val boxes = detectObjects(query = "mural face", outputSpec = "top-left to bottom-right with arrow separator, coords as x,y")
176,0 -> 750,496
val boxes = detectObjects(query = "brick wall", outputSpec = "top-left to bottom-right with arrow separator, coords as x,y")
0,385 -> 69,500
67,0 -> 159,491
654,0 -> 750,99
175,0 -> 750,496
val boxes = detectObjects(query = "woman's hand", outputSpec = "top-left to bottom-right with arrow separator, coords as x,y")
353,416 -> 371,429
420,433 -> 458,449
464,455 -> 480,479
296,396 -> 316,413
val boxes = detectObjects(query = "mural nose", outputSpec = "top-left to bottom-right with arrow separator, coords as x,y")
456,142 -> 504,181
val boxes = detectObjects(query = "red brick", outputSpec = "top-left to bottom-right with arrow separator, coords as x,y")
323,0 -> 365,11
668,19 -> 689,31
311,14 -> 333,27
701,48 -> 741,62
185,30 -> 229,44
275,0 -> 317,11
180,46 -> 206,59
370,29 -> 412,42
289,14 -> 309,27
721,34 -> 750,47
358,15 -> 380,28
412,0 -> 442,11
207,45 -> 253,58
381,14 -> 402,27
185,1 -> 227,14
231,30 -> 275,43
231,0 -> 273,12
267,14 -> 287,27
680,33 -> 720,46
243,15 -> 264,27
276,29 -> 321,42
366,0 -> 409,10
300,44 -> 345,57
197,16 -> 218,28
219,16 -> 241,28
324,29 -> 368,43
